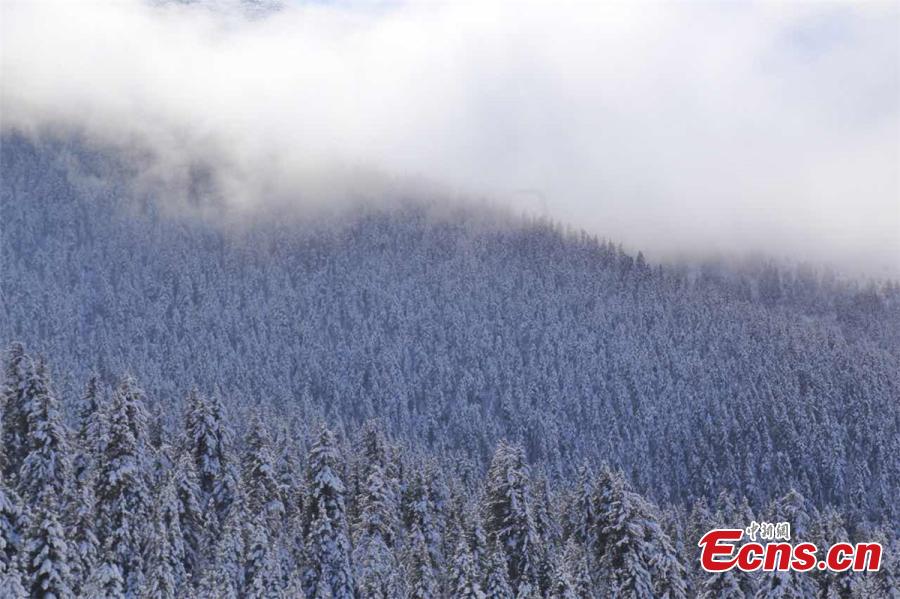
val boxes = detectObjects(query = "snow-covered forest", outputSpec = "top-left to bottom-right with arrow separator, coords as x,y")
2,134 -> 899,598
3,348 -> 899,598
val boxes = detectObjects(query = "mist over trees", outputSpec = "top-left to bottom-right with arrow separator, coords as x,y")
1,135 -> 899,596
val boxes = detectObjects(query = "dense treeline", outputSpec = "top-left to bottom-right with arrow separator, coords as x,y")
2,347 -> 898,598
2,135 -> 899,527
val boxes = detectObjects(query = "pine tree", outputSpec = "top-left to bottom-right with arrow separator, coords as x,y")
698,569 -> 744,599
469,510 -> 489,578
567,464 -> 597,548
356,421 -> 398,549
142,471 -> 188,599
405,522 -> 438,599
0,477 -> 27,599
196,489 -> 246,599
561,538 -> 593,599
649,520 -> 688,599
276,435 -> 305,523
242,514 -> 282,599
184,390 -> 237,525
353,463 -> 402,598
530,473 -> 558,591
593,469 -> 655,598
73,374 -> 102,485
547,550 -> 578,599
403,467 -> 443,577
69,476 -> 100,595
450,538 -> 486,599
353,530 -> 400,599
24,496 -> 73,599
284,568 -> 308,599
81,557 -> 126,599
94,375 -> 153,595
514,580 -> 542,599
483,547 -> 514,599
18,357 -> 72,507
754,570 -> 808,599
241,416 -> 285,530
483,442 -> 541,594
172,450 -> 206,580
304,426 -> 354,599
714,492 -> 758,597
1,343 -> 31,483
0,563 -> 27,598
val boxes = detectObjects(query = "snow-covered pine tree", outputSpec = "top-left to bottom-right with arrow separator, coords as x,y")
171,449 -> 206,581
483,546 -> 514,599
450,538 -> 486,599
18,356 -> 72,507
561,538 -> 593,599
81,556 -> 126,599
403,466 -> 444,580
353,461 -> 402,598
184,390 -> 237,526
0,476 -> 27,599
242,514 -> 282,599
712,491 -> 758,597
69,475 -> 100,595
68,378 -> 104,592
648,518 -> 688,599
24,495 -> 73,599
196,486 -> 247,599
468,509 -> 489,578
514,580 -> 542,599
353,530 -> 401,599
404,522 -> 438,599
94,375 -> 153,595
241,415 -> 285,531
304,425 -> 354,599
530,473 -> 558,591
284,500 -> 308,592
546,548 -> 578,599
284,567 -> 309,599
80,375 -> 113,477
423,460 -> 450,573
357,421 -> 399,549
754,570 -> 808,599
1,343 -> 31,484
72,374 -> 101,485
684,497 -> 715,592
561,464 -> 595,549
275,427 -> 305,523
698,568 -> 744,599
592,469 -> 655,598
483,442 -> 541,595
142,470 -> 188,599
355,463 -> 394,544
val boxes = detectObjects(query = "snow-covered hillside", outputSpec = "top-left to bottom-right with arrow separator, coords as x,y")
1,134 -> 898,597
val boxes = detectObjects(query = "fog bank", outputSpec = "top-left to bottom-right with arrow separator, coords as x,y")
2,0 -> 897,275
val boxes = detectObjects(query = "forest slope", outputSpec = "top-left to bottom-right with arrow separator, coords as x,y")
2,134 -> 899,524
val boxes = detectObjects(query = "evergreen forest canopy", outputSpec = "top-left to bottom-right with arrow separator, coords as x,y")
1,134 -> 899,597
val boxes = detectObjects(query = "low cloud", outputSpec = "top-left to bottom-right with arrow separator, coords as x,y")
2,0 -> 897,274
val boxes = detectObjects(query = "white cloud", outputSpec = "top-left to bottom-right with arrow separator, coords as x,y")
2,0 -> 897,274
